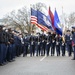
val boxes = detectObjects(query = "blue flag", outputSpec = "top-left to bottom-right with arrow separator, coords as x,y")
31,8 -> 37,17
54,9 -> 62,35
37,10 -> 53,30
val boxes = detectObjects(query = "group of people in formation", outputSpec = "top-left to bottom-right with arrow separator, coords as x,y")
26,30 -> 73,57
0,25 -> 75,66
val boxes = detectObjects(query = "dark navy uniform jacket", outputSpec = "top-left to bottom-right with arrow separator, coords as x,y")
0,30 -> 8,44
29,35 -> 35,45
72,32 -> 75,44
23,36 -> 29,46
65,34 -> 72,45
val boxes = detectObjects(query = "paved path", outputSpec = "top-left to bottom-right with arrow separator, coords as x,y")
0,54 -> 75,75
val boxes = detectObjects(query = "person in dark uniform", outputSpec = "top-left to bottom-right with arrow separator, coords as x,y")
13,30 -> 19,57
65,30 -> 72,56
0,25 -> 8,65
51,32 -> 56,56
55,34 -> 60,56
20,34 -> 24,54
61,36 -> 65,56
72,26 -> 75,60
45,32 -> 51,56
40,30 -> 46,56
36,32 -> 41,56
17,34 -> 23,56
23,33 -> 29,57
7,28 -> 15,62
30,31 -> 35,57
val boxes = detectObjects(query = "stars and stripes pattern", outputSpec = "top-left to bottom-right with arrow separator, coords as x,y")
31,8 -> 49,32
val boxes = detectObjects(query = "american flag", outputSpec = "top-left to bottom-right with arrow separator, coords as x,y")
31,8 -> 49,32
31,8 -> 37,24
31,16 -> 37,25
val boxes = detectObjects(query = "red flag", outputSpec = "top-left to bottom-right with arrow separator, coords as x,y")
48,7 -> 55,30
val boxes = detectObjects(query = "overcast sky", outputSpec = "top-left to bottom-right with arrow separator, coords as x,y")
0,0 -> 75,19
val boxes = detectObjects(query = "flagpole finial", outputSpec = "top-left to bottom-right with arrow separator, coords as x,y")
30,4 -> 32,8
55,8 -> 56,10
49,6 -> 51,9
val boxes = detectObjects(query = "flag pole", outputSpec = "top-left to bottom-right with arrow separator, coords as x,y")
60,7 -> 63,37
62,6 -> 65,34
30,4 -> 32,34
61,6 -> 65,42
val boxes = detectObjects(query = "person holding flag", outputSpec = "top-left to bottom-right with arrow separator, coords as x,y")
72,26 -> 75,60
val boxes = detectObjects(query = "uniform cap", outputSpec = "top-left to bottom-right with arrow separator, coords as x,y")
66,30 -> 70,32
0,25 -> 5,28
72,26 -> 75,29
13,30 -> 19,33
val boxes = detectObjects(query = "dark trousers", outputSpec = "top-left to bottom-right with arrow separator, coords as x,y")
30,45 -> 35,56
73,46 -> 75,59
36,44 -> 40,56
51,43 -> 55,56
16,44 -> 22,57
0,44 -> 7,64
12,44 -> 16,59
67,44 -> 72,56
3,45 -> 8,62
0,44 -> 2,64
41,43 -> 46,56
46,43 -> 50,56
7,44 -> 15,61
56,45 -> 60,56
23,45 -> 28,57
61,46 -> 65,56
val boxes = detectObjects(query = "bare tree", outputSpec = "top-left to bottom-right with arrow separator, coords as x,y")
1,2 -> 47,35
68,12 -> 75,26
2,7 -> 30,34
